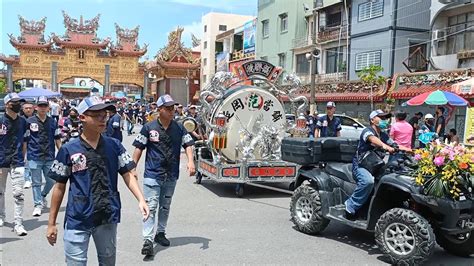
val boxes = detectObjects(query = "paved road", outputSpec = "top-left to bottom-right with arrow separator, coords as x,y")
1,132 -> 473,265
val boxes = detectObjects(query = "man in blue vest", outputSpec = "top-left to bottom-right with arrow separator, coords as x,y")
46,96 -> 149,265
133,94 -> 195,256
0,93 -> 28,236
25,96 -> 62,217
314,101 -> 342,139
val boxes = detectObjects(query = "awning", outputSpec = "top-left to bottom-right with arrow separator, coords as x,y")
452,77 -> 474,96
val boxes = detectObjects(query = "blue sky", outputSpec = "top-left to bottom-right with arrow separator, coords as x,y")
0,0 -> 257,62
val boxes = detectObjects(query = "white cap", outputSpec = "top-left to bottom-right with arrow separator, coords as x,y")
76,96 -> 114,115
424,113 -> 434,119
326,101 -> 336,108
370,109 -> 391,120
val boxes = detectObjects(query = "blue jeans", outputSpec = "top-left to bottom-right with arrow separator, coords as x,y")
345,167 -> 374,214
143,179 -> 177,241
24,164 -> 31,183
127,120 -> 134,135
64,223 -> 117,266
29,160 -> 54,208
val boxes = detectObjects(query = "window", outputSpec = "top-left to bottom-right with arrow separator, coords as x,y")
219,25 -> 227,31
326,47 -> 344,73
203,75 -> 207,83
262,20 -> 270,38
78,49 -> 85,59
280,13 -> 288,32
355,50 -> 381,71
296,54 -> 310,74
358,0 -> 384,22
204,25 -> 207,32
204,41 -> 207,49
203,58 -> 207,66
327,12 -> 342,27
278,53 -> 286,68
445,12 -> 474,55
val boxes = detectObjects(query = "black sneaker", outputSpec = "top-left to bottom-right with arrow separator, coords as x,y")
345,210 -> 357,221
154,232 -> 170,246
141,239 -> 154,256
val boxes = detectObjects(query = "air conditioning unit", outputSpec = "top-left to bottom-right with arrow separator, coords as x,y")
432,30 -> 447,41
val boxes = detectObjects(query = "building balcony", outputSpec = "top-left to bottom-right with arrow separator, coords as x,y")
292,35 -> 314,49
297,72 -> 347,84
317,25 -> 348,44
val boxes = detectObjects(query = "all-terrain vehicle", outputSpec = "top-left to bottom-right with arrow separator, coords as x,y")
281,137 -> 474,265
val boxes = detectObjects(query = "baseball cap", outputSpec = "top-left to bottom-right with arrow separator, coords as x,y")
369,109 -> 392,120
424,113 -> 434,119
4,93 -> 25,104
76,96 -> 114,115
326,101 -> 336,108
415,112 -> 423,116
177,104 -> 183,108
37,96 -> 49,105
189,105 -> 197,109
156,94 -> 177,108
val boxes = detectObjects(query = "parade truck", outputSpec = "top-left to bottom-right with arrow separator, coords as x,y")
191,60 -> 309,197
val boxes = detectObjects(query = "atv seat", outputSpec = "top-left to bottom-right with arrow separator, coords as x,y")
325,162 -> 355,183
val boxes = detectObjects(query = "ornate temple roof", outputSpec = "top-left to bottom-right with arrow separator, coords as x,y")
4,12 -> 146,60
149,27 -> 200,71
53,11 -> 110,49
8,15 -> 53,50
110,23 -> 147,57
390,69 -> 473,99
282,80 -> 387,102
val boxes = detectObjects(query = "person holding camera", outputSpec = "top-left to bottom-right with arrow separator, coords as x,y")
132,94 -> 195,256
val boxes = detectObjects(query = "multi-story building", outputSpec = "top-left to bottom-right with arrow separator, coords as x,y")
215,19 -> 257,78
430,0 -> 474,70
348,0 -> 432,80
256,0 -> 313,78
200,12 -> 254,88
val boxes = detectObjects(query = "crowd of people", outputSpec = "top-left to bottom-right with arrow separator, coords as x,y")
0,91 -> 464,264
0,93 -> 199,264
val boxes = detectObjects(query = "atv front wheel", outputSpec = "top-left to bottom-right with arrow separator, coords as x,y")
375,208 -> 435,265
290,184 -> 329,234
436,230 -> 474,257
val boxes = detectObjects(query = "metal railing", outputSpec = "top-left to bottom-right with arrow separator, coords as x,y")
318,25 -> 348,43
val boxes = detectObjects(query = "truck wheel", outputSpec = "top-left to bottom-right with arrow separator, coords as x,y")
290,184 -> 329,234
375,208 -> 435,265
436,230 -> 474,257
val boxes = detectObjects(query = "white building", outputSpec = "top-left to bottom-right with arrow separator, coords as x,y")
200,12 -> 254,88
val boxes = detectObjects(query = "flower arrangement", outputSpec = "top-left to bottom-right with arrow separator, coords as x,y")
412,142 -> 474,200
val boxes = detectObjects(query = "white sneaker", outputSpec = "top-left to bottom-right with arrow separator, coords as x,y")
42,197 -> 48,208
14,225 -> 27,236
32,207 -> 42,217
0,218 -> 4,227
23,181 -> 32,189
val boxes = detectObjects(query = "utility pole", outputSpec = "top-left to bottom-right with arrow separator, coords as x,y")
309,5 -> 318,114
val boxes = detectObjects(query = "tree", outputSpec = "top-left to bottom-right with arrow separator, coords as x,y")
357,65 -> 386,110
0,79 -> 6,94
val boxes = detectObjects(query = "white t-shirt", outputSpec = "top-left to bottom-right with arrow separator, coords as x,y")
50,102 -> 60,116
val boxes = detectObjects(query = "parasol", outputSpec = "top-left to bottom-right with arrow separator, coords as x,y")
403,90 -> 468,106
18,87 -> 61,98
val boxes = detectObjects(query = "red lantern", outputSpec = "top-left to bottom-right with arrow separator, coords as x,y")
216,113 -> 227,128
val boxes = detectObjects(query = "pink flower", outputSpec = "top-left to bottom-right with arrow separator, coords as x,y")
434,156 -> 445,166
414,154 -> 422,161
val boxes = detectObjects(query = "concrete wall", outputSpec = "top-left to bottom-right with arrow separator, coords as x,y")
256,0 -> 313,74
201,12 -> 254,88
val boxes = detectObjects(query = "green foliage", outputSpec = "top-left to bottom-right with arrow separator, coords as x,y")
0,79 -> 5,94
356,65 -> 385,86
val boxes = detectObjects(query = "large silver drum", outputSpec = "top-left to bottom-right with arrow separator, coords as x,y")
209,86 -> 286,161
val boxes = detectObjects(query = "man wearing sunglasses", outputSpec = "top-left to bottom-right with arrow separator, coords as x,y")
132,94 -> 195,256
46,96 -> 149,265
24,96 -> 62,217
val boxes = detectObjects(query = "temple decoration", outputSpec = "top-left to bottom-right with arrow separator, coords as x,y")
191,33 -> 201,48
110,23 -> 147,57
1,12 -> 147,97
147,27 -> 200,103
